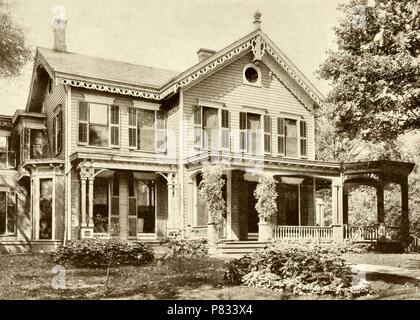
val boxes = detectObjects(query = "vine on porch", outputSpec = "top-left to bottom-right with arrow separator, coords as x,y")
254,175 -> 278,223
198,164 -> 227,231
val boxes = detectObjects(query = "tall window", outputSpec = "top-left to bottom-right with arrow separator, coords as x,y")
300,120 -> 307,157
53,109 -> 62,155
110,105 -> 120,147
221,110 -> 230,150
239,112 -> 262,155
0,136 -> 15,169
264,115 -> 271,153
39,179 -> 53,239
203,107 -> 219,150
277,118 -> 285,155
89,103 -> 109,147
0,191 -> 16,236
138,109 -> 156,151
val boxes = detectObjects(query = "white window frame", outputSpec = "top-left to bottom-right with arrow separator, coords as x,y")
109,105 -> 120,148
32,175 -> 56,240
243,63 -> 262,87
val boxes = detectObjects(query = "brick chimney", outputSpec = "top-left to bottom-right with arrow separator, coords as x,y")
197,48 -> 216,62
52,17 -> 67,52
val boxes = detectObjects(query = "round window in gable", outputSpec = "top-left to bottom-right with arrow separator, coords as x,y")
243,64 -> 261,86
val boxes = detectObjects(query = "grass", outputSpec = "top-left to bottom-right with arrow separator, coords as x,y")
343,253 -> 420,268
0,252 -> 419,300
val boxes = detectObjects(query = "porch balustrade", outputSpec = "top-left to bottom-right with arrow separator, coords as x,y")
273,226 -> 333,242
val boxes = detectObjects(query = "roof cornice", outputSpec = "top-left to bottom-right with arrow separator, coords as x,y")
52,30 -> 325,107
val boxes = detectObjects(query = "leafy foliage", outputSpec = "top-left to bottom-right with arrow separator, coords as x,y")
51,239 -> 154,268
0,0 -> 31,77
318,0 -> 419,142
254,175 -> 278,223
198,164 -> 227,230
224,242 -> 372,297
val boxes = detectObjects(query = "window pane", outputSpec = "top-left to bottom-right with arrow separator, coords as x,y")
111,106 -> 119,125
111,127 -> 119,146
301,139 -> 307,157
264,115 -> 271,133
89,125 -> 109,147
31,130 -> 46,159
137,110 -> 155,150
0,192 -> 5,234
278,136 -> 284,154
278,118 -> 284,135
40,179 -> 53,239
239,112 -> 246,130
129,128 -> 137,148
7,193 -> 16,234
90,103 -> 108,125
0,136 -> 6,168
79,123 -> 88,143
79,102 -> 88,121
194,106 -> 201,125
300,121 -> 307,138
128,108 -> 136,126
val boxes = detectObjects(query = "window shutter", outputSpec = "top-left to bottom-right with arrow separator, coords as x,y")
239,112 -> 247,152
128,107 -> 137,149
193,106 -> 202,148
78,101 -> 88,144
221,110 -> 229,150
110,105 -> 120,147
300,120 -> 307,157
264,115 -> 271,153
156,111 -> 167,152
277,118 -> 285,155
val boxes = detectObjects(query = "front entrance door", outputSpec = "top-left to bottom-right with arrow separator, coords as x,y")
247,181 -> 259,234
284,184 -> 299,225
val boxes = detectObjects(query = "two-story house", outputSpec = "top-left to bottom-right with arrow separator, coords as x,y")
0,13 -> 414,253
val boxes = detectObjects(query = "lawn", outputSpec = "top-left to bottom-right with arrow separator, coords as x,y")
0,253 -> 419,300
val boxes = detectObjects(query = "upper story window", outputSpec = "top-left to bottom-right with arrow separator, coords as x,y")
128,107 -> 166,153
17,128 -> 50,164
78,102 -> 120,148
0,136 -> 15,169
0,191 -> 17,236
239,112 -> 263,155
243,63 -> 262,87
277,117 -> 307,158
194,105 -> 230,151
53,107 -> 62,155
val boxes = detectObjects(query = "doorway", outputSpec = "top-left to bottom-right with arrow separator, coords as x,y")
284,184 -> 299,225
247,181 -> 259,234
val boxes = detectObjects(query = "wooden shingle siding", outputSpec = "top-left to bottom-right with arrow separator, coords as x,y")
43,83 -> 67,160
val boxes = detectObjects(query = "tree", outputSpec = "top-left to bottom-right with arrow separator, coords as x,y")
0,0 -> 31,77
318,0 -> 419,142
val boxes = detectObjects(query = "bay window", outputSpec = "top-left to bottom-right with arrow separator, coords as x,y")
0,191 -> 17,236
0,136 -> 15,169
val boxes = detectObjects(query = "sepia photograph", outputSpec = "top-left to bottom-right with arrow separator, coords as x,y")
0,0 -> 419,307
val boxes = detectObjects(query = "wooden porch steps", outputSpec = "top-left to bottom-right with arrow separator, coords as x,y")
217,241 -> 267,256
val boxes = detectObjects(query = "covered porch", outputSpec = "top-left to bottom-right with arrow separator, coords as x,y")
74,157 -> 177,241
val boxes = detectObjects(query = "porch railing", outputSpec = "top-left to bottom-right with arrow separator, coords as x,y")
274,226 -> 333,242
344,225 -> 401,242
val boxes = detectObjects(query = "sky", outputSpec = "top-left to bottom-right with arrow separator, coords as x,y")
0,0 -> 342,115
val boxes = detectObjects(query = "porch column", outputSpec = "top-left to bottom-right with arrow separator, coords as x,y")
332,180 -> 344,242
167,173 -> 175,230
80,177 -> 87,227
119,171 -> 129,240
401,179 -> 409,247
88,177 -> 94,227
376,183 -> 385,224
343,190 -> 349,225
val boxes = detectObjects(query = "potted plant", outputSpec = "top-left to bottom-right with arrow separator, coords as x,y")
254,175 -> 278,241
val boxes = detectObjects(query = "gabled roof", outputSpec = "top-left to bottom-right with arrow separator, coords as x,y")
37,47 -> 180,89
33,28 -> 326,107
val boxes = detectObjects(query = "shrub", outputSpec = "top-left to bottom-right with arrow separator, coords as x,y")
51,239 -> 154,268
224,242 -> 372,298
